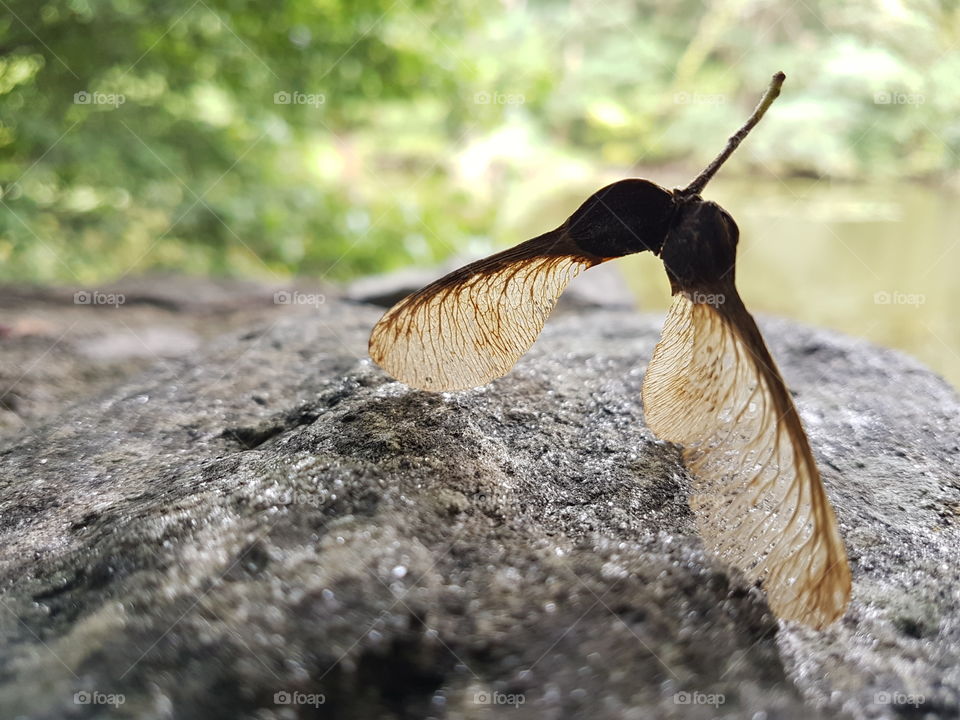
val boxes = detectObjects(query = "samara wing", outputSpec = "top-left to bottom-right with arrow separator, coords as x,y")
369,179 -> 675,391
368,232 -> 598,391
642,289 -> 851,627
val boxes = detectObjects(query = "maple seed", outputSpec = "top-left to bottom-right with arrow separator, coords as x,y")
368,72 -> 852,628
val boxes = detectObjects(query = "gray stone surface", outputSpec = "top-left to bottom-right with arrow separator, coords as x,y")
0,284 -> 958,719
0,277 -> 332,440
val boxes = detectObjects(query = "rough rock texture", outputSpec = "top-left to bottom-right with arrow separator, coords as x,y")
0,276 -> 329,440
0,281 -> 958,720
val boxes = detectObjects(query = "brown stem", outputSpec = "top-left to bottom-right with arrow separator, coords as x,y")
682,71 -> 786,196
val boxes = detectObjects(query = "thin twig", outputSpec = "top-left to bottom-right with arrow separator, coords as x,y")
682,71 -> 786,196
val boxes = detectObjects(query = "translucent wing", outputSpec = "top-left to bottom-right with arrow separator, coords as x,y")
642,290 -> 851,627
369,231 -> 598,391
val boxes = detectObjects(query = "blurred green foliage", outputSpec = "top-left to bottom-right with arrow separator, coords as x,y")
1,0 -> 959,283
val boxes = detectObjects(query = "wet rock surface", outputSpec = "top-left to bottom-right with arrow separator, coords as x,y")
0,279 -> 958,719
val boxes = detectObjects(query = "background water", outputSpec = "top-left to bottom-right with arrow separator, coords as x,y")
433,166 -> 960,387
542,175 -> 960,387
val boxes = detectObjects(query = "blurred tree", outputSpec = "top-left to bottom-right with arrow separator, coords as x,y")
0,0 -> 484,282
0,0 -> 957,283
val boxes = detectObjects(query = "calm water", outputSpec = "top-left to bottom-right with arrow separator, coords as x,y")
605,177 -> 960,389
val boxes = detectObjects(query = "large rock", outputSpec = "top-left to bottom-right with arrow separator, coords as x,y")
0,276 -> 320,440
0,285 -> 958,720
